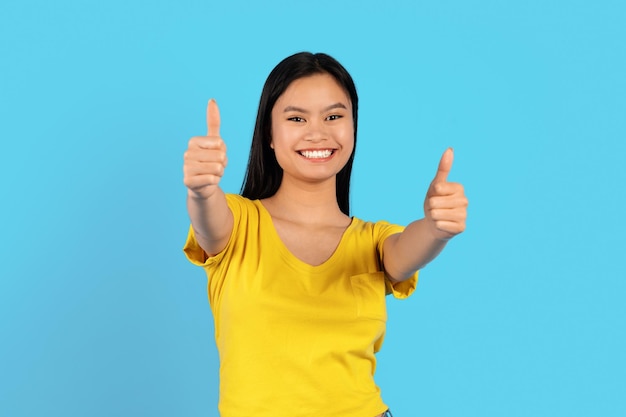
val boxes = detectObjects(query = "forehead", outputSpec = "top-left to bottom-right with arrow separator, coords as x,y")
276,73 -> 351,106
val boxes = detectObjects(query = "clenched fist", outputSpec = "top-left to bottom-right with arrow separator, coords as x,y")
423,148 -> 468,241
183,99 -> 228,199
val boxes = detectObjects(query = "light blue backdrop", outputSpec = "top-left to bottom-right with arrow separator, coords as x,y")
1,0 -> 624,416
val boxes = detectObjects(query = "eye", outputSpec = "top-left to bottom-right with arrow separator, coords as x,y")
287,116 -> 305,122
326,114 -> 343,121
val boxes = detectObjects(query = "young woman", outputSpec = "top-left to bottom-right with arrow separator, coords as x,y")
183,52 -> 468,417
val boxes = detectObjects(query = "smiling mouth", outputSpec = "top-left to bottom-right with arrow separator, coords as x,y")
298,149 -> 334,159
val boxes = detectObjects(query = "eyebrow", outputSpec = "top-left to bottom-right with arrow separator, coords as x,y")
282,102 -> 348,113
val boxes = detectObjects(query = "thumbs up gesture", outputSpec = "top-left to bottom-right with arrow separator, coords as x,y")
183,99 -> 228,199
423,148 -> 468,241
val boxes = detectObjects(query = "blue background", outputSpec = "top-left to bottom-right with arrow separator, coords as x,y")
1,0 -> 625,416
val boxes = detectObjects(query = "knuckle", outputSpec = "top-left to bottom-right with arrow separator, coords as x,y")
434,183 -> 446,195
188,136 -> 200,147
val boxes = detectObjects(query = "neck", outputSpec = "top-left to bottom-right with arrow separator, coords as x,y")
263,177 -> 347,225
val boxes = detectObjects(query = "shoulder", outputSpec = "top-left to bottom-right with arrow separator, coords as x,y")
225,193 -> 262,216
225,193 -> 253,207
349,216 -> 406,241
224,194 -> 270,237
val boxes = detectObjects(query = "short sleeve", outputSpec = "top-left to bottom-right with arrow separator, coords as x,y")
373,221 -> 419,299
183,225 -> 210,266
385,273 -> 418,299
182,194 -> 243,268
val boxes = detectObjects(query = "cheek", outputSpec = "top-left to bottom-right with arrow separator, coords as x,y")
269,123 -> 285,150
342,127 -> 355,151
271,125 -> 295,148
269,130 -> 292,163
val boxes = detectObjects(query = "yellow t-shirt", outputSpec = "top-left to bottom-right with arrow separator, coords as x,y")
184,194 -> 418,417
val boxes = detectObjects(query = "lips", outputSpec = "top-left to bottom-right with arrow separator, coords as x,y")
298,149 -> 334,159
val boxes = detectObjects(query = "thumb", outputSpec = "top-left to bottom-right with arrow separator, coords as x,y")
206,98 -> 221,137
433,147 -> 454,183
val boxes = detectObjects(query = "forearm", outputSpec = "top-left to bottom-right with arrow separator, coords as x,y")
383,218 -> 448,282
383,148 -> 468,281
187,187 -> 233,256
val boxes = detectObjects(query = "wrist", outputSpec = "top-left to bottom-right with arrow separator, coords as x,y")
187,186 -> 217,200
424,218 -> 454,243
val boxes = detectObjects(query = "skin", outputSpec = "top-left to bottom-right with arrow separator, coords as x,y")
383,146 -> 468,282
183,73 -> 468,277
183,98 -> 233,256
183,73 -> 468,417
269,74 -> 355,190
261,74 -> 355,266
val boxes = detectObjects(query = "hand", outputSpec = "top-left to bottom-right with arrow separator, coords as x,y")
183,99 -> 228,199
423,148 -> 468,241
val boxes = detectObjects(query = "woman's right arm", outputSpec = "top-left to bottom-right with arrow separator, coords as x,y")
183,99 -> 234,256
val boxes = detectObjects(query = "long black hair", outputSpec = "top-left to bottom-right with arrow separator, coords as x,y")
240,52 -> 359,215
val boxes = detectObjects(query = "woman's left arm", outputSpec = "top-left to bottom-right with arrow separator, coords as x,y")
383,148 -> 468,282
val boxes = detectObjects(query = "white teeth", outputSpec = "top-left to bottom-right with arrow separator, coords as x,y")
300,150 -> 333,159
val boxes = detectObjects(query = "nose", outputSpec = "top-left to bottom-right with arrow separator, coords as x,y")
304,120 -> 328,142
